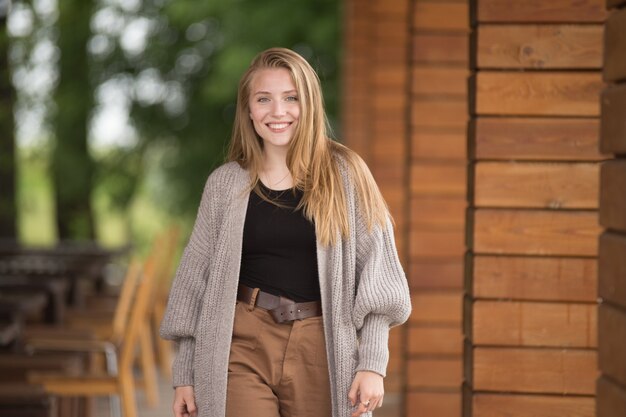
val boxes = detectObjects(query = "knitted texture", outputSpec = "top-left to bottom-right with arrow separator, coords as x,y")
160,159 -> 412,417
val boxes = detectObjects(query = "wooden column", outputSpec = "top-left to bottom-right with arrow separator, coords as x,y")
465,1 -> 607,416
343,0 -> 411,412
407,1 -> 470,416
598,1 -> 626,416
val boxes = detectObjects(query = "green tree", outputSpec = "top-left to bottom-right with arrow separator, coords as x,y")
98,0 -> 340,217
0,0 -> 17,240
51,0 -> 96,240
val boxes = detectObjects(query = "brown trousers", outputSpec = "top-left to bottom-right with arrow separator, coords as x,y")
226,300 -> 332,417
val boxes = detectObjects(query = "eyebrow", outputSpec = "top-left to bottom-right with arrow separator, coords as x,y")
254,90 -> 298,95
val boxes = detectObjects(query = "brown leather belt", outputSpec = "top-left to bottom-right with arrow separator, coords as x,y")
237,284 -> 322,324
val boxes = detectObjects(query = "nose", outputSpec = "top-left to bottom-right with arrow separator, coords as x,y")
271,101 -> 286,117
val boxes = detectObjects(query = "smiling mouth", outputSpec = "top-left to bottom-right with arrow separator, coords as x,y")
266,122 -> 292,131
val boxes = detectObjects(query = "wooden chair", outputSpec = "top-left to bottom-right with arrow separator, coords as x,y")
26,254 -> 158,417
23,257 -> 160,408
151,225 -> 180,379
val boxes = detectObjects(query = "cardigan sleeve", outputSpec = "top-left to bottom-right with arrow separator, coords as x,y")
160,174 -> 218,387
352,203 -> 412,378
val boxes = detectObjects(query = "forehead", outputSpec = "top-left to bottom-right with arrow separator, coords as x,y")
250,67 -> 296,92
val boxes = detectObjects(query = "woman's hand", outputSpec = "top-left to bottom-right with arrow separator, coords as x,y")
348,370 -> 384,417
173,385 -> 197,417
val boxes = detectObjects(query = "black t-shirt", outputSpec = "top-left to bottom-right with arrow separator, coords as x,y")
239,182 -> 321,302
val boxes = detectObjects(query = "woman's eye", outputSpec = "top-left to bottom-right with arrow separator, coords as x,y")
257,97 -> 270,103
286,96 -> 298,102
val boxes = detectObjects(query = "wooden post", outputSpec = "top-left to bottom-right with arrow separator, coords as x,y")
465,1 -> 606,417
598,2 -> 626,416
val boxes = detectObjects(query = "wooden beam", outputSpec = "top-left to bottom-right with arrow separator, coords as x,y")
408,357 -> 463,389
411,163 -> 467,197
472,209 -> 601,256
414,2 -> 469,32
474,162 -> 599,209
600,84 -> 626,154
473,393 -> 594,417
473,255 -> 597,302
409,325 -> 463,355
604,7 -> 626,82
599,303 -> 626,386
407,392 -> 461,417
413,33 -> 468,65
473,300 -> 597,348
473,117 -> 605,161
473,347 -> 597,394
475,72 -> 603,116
410,292 -> 463,325
477,25 -> 602,69
476,0 -> 606,23
599,232 -> 626,310
410,259 -> 464,290
600,160 -> 626,231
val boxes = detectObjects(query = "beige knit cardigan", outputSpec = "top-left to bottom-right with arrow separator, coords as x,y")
160,159 -> 412,417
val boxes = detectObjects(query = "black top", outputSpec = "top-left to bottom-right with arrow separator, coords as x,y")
239,182 -> 320,302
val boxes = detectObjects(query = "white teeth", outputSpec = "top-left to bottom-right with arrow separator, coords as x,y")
268,123 -> 289,129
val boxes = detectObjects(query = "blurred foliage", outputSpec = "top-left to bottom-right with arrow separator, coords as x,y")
9,0 -> 340,247
96,0 -> 341,216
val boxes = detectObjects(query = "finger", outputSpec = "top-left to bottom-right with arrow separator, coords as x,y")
348,383 -> 359,406
186,397 -> 198,417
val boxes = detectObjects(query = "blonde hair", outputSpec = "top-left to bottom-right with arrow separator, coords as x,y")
227,47 -> 389,246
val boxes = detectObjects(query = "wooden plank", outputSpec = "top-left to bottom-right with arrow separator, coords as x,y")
597,376 -> 626,417
600,160 -> 626,231
410,259 -> 464,290
411,197 -> 466,230
599,303 -> 626,386
476,72 -> 603,116
473,347 -> 597,394
413,33 -> 468,65
473,255 -> 597,302
474,162 -> 599,209
473,301 -> 597,347
413,130 -> 466,160
412,100 -> 467,128
412,67 -> 468,96
408,357 -> 463,389
411,163 -> 466,197
414,2 -> 468,32
478,24 -> 602,69
373,19 -> 409,43
599,232 -> 626,310
477,0 -> 607,23
600,84 -> 626,154
409,325 -> 463,355
604,8 -> 626,82
472,209 -> 601,256
410,292 -> 463,325
411,229 -> 465,258
407,392 -> 461,417
473,117 -> 605,161
473,393 -> 594,417
373,92 -> 405,112
371,0 -> 408,16
372,66 -> 406,89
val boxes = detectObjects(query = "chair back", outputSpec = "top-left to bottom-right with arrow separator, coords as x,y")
118,253 -> 158,373
110,260 -> 142,344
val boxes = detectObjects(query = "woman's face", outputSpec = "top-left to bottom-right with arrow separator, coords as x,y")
249,67 -> 300,151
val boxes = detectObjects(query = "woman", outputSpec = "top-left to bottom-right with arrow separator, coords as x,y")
160,47 -> 411,417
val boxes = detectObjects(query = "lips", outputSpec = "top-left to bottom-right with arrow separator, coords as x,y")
266,122 -> 292,132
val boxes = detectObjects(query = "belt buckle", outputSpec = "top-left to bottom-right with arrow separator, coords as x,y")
269,301 -> 298,324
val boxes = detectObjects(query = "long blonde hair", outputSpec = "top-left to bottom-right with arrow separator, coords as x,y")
227,47 -> 389,246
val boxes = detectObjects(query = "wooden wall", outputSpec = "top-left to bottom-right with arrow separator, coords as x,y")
407,0 -> 469,416
465,1 -> 607,417
343,0 -> 411,401
598,1 -> 626,416
344,1 -> 470,416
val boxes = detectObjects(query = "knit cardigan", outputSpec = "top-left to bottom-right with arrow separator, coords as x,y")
160,159 -> 412,417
